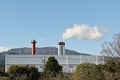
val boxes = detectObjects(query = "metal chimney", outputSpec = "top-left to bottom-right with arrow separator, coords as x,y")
31,40 -> 36,55
58,42 -> 65,55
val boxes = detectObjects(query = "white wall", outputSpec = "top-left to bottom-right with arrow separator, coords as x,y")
5,55 -> 105,72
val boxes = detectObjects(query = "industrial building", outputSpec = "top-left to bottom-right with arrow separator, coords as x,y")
5,40 -> 105,73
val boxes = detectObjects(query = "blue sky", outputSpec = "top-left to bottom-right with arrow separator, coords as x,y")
0,0 -> 120,55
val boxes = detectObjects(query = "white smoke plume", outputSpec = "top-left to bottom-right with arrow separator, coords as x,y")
62,24 -> 106,40
0,47 -> 11,53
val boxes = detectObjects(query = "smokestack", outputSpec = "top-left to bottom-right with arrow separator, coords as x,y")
31,40 -> 37,55
58,42 -> 65,55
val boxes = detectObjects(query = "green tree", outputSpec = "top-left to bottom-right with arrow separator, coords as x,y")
97,64 -> 106,80
8,65 -> 40,80
103,60 -> 120,80
74,62 -> 103,80
44,56 -> 62,77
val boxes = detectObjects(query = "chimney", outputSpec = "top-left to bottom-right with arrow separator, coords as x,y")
58,42 -> 65,55
31,40 -> 36,55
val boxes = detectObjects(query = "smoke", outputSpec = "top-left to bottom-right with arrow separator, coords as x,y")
0,47 -> 11,53
62,24 -> 106,40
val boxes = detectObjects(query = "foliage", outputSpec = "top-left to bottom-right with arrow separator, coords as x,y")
0,69 -> 8,76
74,62 -> 103,80
0,76 -> 9,80
101,33 -> 120,57
103,60 -> 120,80
49,73 -> 73,80
8,65 -> 40,80
38,73 -> 73,80
44,56 -> 62,77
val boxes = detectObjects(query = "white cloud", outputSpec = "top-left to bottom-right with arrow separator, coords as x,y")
0,47 -> 11,53
62,24 -> 107,40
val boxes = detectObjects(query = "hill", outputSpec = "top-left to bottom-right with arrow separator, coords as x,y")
6,47 -> 89,55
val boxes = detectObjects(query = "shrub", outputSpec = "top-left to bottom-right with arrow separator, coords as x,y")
103,60 -> 120,80
8,65 -> 40,80
49,73 -> 73,80
0,76 -> 9,80
0,69 -> 8,76
74,62 -> 103,80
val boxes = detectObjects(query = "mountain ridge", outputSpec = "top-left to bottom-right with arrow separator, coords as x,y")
5,47 -> 90,55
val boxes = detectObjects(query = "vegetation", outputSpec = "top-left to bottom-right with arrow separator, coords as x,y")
74,62 -> 103,80
0,76 -> 9,80
0,54 -> 120,80
0,69 -> 8,76
103,60 -> 120,80
44,56 -> 62,78
101,33 -> 120,57
73,60 -> 120,80
7,65 -> 40,80
0,69 -> 9,80
48,73 -> 73,80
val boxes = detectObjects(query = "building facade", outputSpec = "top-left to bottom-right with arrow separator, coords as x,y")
5,40 -> 105,72
5,55 -> 105,73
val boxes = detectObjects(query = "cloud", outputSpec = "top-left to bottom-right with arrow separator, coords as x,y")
62,24 -> 107,40
0,47 -> 11,53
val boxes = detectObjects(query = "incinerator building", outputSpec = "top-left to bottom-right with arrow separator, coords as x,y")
5,40 -> 105,73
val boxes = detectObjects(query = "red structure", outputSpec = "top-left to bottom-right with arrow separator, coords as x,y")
31,40 -> 36,55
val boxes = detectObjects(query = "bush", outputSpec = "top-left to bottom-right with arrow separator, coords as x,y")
103,60 -> 120,80
8,65 -> 40,80
74,62 -> 103,80
0,76 -> 9,80
0,69 -> 8,76
49,73 -> 73,80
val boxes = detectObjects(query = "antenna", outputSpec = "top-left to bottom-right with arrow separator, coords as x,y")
48,42 -> 50,55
